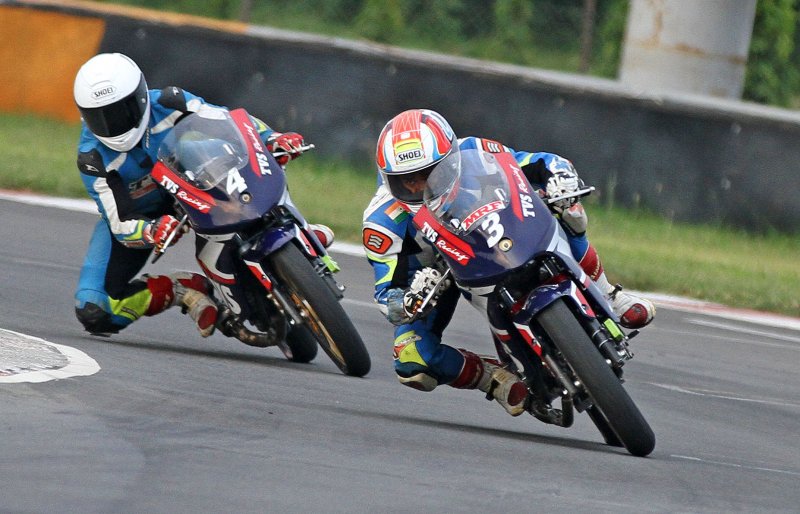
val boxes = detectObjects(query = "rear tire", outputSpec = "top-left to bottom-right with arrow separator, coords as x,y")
538,299 -> 655,457
268,243 -> 371,377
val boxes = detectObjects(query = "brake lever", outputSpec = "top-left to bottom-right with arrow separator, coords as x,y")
151,214 -> 189,264
407,268 -> 452,323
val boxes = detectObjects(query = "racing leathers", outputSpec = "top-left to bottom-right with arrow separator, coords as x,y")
74,87 -> 283,336
363,136 -> 648,401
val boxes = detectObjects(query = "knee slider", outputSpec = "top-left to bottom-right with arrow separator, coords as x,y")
393,335 -> 440,392
75,302 -> 121,335
397,371 -> 439,392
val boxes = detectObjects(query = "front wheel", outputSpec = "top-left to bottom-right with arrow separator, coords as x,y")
267,243 -> 371,377
279,324 -> 319,363
538,298 -> 655,457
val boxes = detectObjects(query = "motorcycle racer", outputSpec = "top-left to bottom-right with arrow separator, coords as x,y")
72,52 -> 330,337
363,108 -> 655,416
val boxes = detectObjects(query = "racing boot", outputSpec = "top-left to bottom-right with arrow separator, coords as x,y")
607,284 -> 656,329
309,223 -> 334,248
144,272 -> 218,337
592,270 -> 655,329
578,245 -> 655,329
449,350 -> 528,416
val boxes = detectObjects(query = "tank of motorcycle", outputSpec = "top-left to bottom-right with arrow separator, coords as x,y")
150,107 -> 286,235
414,148 -> 560,288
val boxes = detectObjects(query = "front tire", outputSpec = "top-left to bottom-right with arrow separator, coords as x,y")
279,324 -> 319,363
538,299 -> 655,456
268,243 -> 371,377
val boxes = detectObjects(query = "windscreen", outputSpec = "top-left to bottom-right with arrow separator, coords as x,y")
157,107 -> 249,190
423,148 -> 511,234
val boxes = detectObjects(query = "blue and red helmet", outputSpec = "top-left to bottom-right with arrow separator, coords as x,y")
376,109 -> 457,205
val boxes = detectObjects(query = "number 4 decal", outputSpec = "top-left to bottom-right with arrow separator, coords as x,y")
226,168 -> 247,194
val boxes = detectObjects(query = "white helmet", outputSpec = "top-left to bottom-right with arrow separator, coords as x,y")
74,53 -> 150,152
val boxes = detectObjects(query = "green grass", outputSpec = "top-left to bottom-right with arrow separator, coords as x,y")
2,113 -> 798,317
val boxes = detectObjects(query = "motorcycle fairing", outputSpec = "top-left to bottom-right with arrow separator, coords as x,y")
413,148 -> 558,288
241,225 -> 297,263
152,108 -> 287,234
513,280 -> 596,329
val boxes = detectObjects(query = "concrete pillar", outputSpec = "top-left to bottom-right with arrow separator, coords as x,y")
619,0 -> 757,99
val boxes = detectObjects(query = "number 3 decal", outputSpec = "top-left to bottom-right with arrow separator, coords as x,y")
481,213 -> 504,248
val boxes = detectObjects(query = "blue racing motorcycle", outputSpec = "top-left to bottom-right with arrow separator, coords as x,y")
150,106 -> 370,377
411,147 -> 654,456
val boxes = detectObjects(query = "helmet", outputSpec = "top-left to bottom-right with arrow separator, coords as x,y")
74,53 -> 150,152
376,109 -> 457,206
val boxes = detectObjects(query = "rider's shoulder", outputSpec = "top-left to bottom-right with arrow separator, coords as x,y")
77,147 -> 109,177
458,136 -> 508,153
77,131 -> 120,175
363,186 -> 409,222
153,86 -> 207,114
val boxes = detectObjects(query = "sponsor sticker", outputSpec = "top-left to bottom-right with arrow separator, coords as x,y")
363,228 -> 392,254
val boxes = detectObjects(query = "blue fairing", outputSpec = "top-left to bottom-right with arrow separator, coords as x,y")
183,158 -> 287,235
241,225 -> 296,262
451,195 -> 557,287
418,148 -> 559,287
154,107 -> 287,235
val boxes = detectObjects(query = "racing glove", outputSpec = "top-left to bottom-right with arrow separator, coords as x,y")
266,131 -> 305,165
545,168 -> 585,214
385,268 -> 451,326
144,215 -> 185,248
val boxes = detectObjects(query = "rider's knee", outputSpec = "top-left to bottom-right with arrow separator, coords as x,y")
75,302 -> 121,335
393,334 -> 440,392
397,370 -> 439,392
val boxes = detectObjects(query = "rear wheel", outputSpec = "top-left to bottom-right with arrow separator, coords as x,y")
538,299 -> 655,457
268,243 -> 371,377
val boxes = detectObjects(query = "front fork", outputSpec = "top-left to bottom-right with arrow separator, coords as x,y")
491,284 -> 632,421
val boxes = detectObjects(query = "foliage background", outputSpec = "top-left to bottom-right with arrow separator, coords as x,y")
95,0 -> 800,107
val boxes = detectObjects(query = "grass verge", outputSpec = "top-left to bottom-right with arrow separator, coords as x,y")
2,113 -> 798,317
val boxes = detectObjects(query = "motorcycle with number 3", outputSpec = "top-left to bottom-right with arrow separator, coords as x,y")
150,106 -> 370,377
411,147 -> 655,456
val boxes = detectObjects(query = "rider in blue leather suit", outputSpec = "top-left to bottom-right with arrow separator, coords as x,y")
363,109 -> 656,417
73,53 -> 313,337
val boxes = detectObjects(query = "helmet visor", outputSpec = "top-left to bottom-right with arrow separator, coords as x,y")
80,75 -> 148,138
383,165 -> 436,205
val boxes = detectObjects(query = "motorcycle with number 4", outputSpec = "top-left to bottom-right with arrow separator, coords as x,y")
150,106 -> 370,377
410,147 -> 655,456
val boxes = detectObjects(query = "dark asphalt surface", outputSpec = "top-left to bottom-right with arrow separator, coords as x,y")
1,198 -> 798,513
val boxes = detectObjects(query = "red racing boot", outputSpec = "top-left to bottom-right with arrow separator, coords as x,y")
144,272 -> 218,337
309,223 -> 334,248
449,349 -> 528,416
578,244 -> 656,329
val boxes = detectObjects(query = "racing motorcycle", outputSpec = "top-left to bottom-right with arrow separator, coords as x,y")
150,106 -> 370,377
410,147 -> 655,456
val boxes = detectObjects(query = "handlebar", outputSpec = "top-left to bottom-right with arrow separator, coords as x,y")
545,186 -> 595,205
271,143 -> 316,158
